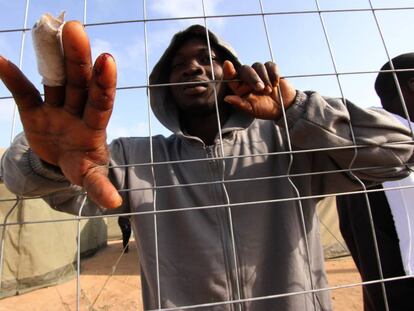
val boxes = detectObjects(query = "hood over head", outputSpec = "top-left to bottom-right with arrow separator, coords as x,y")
375,52 -> 414,102
149,24 -> 243,135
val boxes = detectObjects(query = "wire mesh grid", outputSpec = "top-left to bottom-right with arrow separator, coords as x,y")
1,0 -> 414,310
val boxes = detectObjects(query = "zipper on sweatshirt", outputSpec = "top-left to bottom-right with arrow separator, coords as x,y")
205,145 -> 243,311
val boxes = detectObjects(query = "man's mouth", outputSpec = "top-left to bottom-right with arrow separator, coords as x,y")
182,81 -> 209,95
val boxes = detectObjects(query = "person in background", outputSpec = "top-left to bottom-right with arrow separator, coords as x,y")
337,53 -> 414,311
0,21 -> 413,310
118,216 -> 131,253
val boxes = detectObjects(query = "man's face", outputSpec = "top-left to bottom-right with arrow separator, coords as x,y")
168,38 -> 226,115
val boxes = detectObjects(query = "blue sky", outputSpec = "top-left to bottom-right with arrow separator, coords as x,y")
0,0 -> 414,147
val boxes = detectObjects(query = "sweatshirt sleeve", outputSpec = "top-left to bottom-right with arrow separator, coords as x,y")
279,90 -> 414,194
0,133 -> 128,216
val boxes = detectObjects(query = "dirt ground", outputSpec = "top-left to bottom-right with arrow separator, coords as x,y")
1,240 -> 363,311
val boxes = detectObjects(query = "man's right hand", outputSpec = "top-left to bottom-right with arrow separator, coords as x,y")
0,21 -> 122,209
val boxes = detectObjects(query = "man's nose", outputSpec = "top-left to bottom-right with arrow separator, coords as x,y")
182,60 -> 204,77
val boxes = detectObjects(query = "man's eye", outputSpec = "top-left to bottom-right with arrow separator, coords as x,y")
211,56 -> 220,64
198,56 -> 209,65
200,55 -> 217,65
172,62 -> 185,70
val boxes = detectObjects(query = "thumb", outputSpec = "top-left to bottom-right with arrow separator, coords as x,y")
223,60 -> 239,92
278,78 -> 297,109
83,168 -> 123,209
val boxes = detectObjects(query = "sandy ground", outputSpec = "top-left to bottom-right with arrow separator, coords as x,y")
1,240 -> 363,311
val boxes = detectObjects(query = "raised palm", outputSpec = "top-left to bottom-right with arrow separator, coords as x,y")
0,21 -> 121,208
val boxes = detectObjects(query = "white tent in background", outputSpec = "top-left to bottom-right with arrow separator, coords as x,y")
0,149 -> 115,298
317,196 -> 349,259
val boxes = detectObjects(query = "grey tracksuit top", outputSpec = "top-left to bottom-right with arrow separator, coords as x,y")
1,25 -> 413,311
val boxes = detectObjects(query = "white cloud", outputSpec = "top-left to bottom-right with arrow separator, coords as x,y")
146,0 -> 227,64
91,38 -> 113,61
90,0 -> 228,74
151,0 -> 201,18
91,37 -> 145,73
135,121 -> 150,136
125,37 -> 145,66
150,0 -> 222,18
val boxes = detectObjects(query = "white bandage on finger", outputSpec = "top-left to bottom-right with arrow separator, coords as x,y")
32,12 -> 66,87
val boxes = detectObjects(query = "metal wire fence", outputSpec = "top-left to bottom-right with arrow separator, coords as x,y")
1,0 -> 414,310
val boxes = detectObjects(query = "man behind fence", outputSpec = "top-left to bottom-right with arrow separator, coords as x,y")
118,215 -> 132,253
0,21 -> 413,310
337,53 -> 414,311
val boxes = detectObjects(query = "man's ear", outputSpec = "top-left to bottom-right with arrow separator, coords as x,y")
407,77 -> 414,93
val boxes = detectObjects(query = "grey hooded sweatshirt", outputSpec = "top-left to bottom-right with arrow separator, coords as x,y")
1,25 -> 414,311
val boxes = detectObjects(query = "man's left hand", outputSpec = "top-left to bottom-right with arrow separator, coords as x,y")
223,60 -> 297,120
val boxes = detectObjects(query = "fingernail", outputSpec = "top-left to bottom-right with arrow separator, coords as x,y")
94,53 -> 114,76
94,57 -> 105,76
265,85 -> 273,94
114,193 -> 123,208
103,52 -> 114,61
255,81 -> 265,91
107,193 -> 123,209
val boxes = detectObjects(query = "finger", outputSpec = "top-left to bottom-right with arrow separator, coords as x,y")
223,61 -> 255,96
83,168 -> 123,209
279,78 -> 298,109
0,55 -> 42,110
62,21 -> 93,116
223,60 -> 240,91
83,53 -> 117,130
239,65 -> 265,92
265,61 -> 280,87
224,95 -> 253,114
252,62 -> 272,93
44,85 -> 65,107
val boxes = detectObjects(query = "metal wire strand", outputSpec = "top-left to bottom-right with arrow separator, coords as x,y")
2,6 -> 414,34
258,0 -> 321,308
200,2 -> 242,309
1,0 -> 30,298
143,0 -> 162,308
9,0 -> 30,144
2,1 -> 414,310
315,1 -> 391,309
